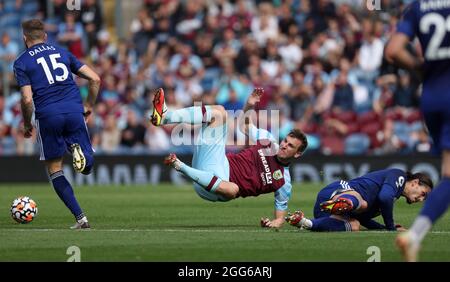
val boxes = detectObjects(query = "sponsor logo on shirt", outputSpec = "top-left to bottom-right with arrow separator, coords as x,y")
273,169 -> 283,180
258,149 -> 272,184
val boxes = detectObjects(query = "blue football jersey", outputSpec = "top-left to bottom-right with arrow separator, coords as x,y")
349,169 -> 405,203
397,0 -> 450,101
13,43 -> 85,119
348,168 -> 406,229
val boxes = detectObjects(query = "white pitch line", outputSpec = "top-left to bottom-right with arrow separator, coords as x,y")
0,228 -> 282,233
1,228 -> 450,234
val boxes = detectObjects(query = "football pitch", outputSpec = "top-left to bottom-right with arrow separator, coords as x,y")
0,183 -> 449,262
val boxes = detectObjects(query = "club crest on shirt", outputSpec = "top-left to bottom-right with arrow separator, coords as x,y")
273,169 -> 283,180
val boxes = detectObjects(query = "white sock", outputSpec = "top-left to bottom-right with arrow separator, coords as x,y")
301,218 -> 313,229
78,216 -> 88,223
409,215 -> 432,245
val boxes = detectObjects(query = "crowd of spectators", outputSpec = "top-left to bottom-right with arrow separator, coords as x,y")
0,0 -> 431,156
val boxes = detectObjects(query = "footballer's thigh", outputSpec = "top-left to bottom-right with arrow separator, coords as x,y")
423,107 -> 450,176
63,113 -> 94,169
35,115 -> 67,161
193,183 -> 234,202
192,121 -> 229,175
439,114 -> 450,177
191,108 -> 233,201
192,125 -> 232,201
442,150 -> 450,178
214,181 -> 239,199
331,191 -> 368,212
209,105 -> 228,128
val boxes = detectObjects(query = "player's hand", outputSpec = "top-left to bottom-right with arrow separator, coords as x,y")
247,87 -> 263,107
260,217 -> 283,228
395,224 -> 407,232
260,217 -> 271,228
83,105 -> 93,123
23,123 -> 33,138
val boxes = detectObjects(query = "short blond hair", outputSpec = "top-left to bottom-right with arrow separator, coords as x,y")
22,19 -> 45,41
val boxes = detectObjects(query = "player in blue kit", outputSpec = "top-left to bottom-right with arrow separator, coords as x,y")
285,169 -> 433,232
385,0 -> 450,261
13,19 -> 100,229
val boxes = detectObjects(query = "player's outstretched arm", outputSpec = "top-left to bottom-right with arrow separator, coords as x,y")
76,65 -> 101,121
261,180 -> 291,228
239,88 -> 263,137
20,85 -> 34,138
360,219 -> 386,230
378,187 -> 397,230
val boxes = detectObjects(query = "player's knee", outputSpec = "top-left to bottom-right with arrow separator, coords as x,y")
81,165 -> 93,175
441,150 -> 450,177
226,184 -> 239,199
349,219 -> 360,232
218,182 -> 239,199
359,200 -> 368,210
45,158 -> 63,175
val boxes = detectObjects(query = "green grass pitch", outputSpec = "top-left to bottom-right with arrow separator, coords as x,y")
0,183 -> 449,262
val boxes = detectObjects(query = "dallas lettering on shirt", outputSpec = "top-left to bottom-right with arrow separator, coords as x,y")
28,45 -> 56,56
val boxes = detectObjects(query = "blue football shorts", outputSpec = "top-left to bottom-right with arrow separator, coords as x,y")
35,112 -> 94,162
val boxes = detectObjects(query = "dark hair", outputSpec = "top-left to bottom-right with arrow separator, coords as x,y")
287,129 -> 308,153
406,171 -> 434,190
22,19 -> 45,41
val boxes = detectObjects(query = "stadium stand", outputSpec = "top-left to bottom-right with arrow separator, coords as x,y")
0,0 -> 430,156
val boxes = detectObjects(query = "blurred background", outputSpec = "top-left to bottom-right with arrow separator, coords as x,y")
0,0 -> 430,158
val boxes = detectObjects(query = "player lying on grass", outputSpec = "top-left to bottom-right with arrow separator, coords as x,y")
285,169 -> 433,231
150,87 -> 307,228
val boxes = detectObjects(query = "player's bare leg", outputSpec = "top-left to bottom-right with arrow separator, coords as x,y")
207,105 -> 228,128
164,153 -> 238,200
213,181 -> 239,199
46,158 -> 90,229
150,87 -> 227,127
396,231 -> 420,262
